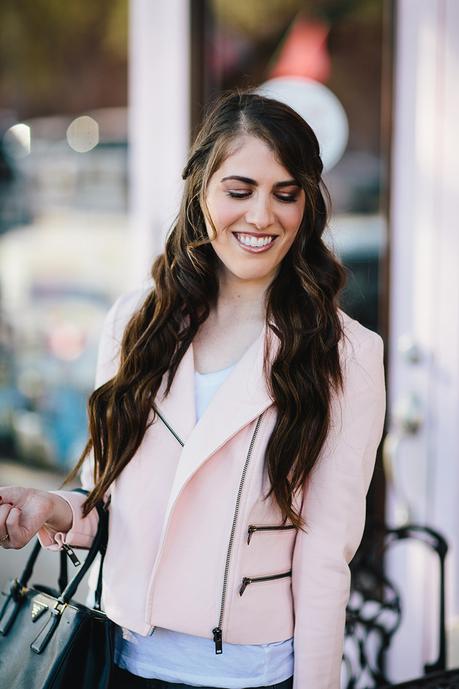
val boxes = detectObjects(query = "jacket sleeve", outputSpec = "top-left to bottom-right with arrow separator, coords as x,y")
37,294 -> 125,550
291,329 -> 386,689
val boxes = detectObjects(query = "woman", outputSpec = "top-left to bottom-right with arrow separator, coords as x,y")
0,90 -> 386,689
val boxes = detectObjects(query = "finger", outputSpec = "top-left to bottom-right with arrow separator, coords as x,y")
0,486 -> 24,506
4,506 -> 24,549
0,503 -> 13,544
0,503 -> 12,538
0,486 -> 26,502
0,498 -> 17,549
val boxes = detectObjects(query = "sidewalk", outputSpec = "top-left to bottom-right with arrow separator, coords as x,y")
0,460 -> 90,604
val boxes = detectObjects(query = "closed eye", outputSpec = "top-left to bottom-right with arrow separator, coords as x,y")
275,194 -> 299,203
226,191 -> 299,203
226,191 -> 250,199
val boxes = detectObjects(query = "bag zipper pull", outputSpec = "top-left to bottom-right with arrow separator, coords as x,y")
212,626 -> 223,654
62,543 -> 80,566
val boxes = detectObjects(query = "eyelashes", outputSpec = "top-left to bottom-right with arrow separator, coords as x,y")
225,191 -> 299,204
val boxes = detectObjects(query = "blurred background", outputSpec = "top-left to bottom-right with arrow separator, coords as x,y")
0,0 -> 458,686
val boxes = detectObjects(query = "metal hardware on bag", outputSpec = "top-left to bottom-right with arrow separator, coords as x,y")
10,577 -> 27,601
31,599 -> 49,622
53,600 -> 68,616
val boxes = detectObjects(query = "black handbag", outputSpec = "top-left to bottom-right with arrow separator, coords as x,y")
0,488 -> 113,689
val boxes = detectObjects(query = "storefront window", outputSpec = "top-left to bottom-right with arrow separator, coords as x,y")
0,2 -> 129,469
191,0 -> 391,333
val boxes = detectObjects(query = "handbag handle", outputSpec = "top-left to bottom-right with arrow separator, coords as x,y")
9,489 -> 108,608
59,489 -> 108,607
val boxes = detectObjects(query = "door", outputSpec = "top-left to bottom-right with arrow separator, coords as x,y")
386,0 -> 459,680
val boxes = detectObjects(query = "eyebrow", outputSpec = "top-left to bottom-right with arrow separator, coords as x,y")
220,175 -> 300,189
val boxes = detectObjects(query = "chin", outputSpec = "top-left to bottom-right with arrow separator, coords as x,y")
224,262 -> 276,282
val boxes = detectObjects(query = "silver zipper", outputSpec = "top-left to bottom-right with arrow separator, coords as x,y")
153,405 -> 185,447
247,524 -> 296,545
212,413 -> 264,654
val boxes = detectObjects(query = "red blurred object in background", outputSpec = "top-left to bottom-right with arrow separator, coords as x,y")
269,17 -> 331,83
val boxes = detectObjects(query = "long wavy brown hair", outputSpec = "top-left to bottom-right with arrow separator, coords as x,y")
66,89 -> 347,529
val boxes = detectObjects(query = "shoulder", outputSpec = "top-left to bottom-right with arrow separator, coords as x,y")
337,307 -> 385,388
94,284 -> 153,386
337,307 -> 384,356
104,284 -> 153,342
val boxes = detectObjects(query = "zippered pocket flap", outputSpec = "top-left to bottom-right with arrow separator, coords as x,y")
239,569 -> 292,596
247,523 -> 297,545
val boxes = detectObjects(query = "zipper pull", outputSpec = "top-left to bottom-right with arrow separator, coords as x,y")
247,526 -> 257,545
62,544 -> 80,567
239,577 -> 251,596
212,626 -> 223,654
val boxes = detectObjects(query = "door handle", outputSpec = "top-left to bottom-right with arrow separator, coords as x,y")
383,391 -> 424,524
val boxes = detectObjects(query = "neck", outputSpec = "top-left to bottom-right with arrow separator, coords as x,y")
213,268 -> 274,325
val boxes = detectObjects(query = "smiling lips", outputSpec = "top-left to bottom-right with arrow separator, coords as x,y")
233,232 -> 277,253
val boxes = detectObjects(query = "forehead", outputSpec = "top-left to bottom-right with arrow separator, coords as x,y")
214,134 -> 292,181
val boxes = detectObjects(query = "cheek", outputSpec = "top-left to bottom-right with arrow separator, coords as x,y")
281,204 -> 305,234
276,204 -> 305,255
206,196 -> 241,235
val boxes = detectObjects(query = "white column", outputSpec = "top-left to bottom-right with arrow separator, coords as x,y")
387,0 -> 459,678
430,0 -> 459,666
128,0 -> 190,288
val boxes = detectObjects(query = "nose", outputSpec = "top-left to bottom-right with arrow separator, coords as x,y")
244,192 -> 275,230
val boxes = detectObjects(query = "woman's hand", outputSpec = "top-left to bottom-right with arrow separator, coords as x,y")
0,486 -> 73,550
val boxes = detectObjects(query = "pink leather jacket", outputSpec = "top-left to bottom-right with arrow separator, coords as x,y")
39,287 -> 386,689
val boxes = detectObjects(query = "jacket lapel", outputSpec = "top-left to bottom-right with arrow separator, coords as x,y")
155,322 -> 279,520
154,342 -> 196,445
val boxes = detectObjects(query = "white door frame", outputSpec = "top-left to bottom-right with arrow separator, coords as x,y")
128,0 -> 190,288
387,0 -> 459,679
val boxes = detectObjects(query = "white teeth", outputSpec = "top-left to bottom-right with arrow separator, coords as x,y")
235,233 -> 275,248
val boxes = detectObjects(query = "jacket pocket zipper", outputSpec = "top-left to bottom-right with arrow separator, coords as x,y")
212,413 -> 264,655
239,570 -> 292,596
247,524 -> 296,545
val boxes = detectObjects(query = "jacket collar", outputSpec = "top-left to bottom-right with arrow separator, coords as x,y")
154,321 -> 279,508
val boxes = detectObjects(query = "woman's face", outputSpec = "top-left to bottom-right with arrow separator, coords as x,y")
203,135 -> 306,287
